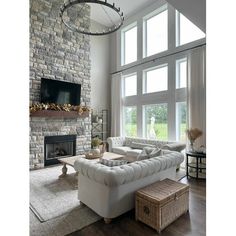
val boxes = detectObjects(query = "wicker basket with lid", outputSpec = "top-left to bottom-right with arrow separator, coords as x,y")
135,178 -> 189,233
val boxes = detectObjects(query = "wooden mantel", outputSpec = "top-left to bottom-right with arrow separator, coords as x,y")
30,110 -> 90,118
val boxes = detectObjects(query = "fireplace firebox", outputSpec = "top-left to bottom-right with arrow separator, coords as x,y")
44,135 -> 76,166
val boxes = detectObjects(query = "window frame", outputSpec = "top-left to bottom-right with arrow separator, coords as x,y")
123,72 -> 138,97
143,4 -> 168,58
121,22 -> 138,66
176,57 -> 187,89
143,63 -> 168,94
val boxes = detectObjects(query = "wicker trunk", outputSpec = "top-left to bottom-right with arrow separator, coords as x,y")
135,178 -> 189,233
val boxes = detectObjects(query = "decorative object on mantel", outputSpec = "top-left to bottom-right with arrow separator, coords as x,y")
59,0 -> 124,36
186,128 -> 203,152
30,103 -> 90,118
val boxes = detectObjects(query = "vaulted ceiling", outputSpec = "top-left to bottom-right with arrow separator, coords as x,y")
90,0 -> 206,32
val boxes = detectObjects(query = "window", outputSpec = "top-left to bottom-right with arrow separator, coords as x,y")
123,74 -> 137,96
176,102 -> 187,141
143,104 -> 168,140
143,6 -> 168,57
176,58 -> 187,88
121,24 -> 137,65
123,106 -> 137,137
143,64 -> 168,94
176,11 -> 205,46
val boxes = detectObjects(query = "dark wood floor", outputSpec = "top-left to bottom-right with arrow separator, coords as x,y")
68,177 -> 206,236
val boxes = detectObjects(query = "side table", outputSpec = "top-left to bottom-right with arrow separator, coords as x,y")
186,151 -> 206,179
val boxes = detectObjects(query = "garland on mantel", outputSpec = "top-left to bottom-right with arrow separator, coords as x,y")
30,103 -> 91,115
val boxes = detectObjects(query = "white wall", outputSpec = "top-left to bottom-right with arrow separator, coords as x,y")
90,22 -> 111,112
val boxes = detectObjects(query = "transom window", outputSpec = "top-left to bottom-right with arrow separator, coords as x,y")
143,64 -> 168,94
121,23 -> 137,65
123,73 -> 137,97
176,11 -> 205,46
176,58 -> 187,88
143,5 -> 168,57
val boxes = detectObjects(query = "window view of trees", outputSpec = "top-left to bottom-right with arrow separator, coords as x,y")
144,104 -> 168,140
124,106 -> 137,137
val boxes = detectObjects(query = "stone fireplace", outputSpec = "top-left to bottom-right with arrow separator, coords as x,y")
30,0 -> 91,169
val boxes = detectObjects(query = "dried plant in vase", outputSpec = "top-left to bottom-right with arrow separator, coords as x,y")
91,137 -> 102,156
186,128 -> 203,151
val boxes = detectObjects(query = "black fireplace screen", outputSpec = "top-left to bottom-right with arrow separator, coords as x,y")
44,135 -> 76,166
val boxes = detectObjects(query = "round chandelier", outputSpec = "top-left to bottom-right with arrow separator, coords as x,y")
60,0 -> 124,36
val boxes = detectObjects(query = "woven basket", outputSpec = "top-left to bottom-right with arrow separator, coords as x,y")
135,178 -> 189,233
85,152 -> 104,159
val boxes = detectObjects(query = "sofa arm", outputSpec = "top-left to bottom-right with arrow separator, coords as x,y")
107,137 -> 125,152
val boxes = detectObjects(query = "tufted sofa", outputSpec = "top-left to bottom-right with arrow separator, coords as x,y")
74,151 -> 184,223
107,137 -> 186,164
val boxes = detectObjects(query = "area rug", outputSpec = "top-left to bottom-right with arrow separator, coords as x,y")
30,165 -> 101,236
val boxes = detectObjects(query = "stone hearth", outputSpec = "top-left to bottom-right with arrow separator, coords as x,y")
30,0 -> 91,169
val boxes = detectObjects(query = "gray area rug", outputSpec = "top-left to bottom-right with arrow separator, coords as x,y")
30,165 -> 101,236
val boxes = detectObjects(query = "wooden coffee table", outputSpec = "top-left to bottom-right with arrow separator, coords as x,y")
58,152 -> 124,178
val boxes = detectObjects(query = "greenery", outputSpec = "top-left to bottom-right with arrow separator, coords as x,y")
91,137 -> 102,147
125,123 -> 186,141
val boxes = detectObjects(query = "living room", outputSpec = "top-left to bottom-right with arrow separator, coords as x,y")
1,0 -> 236,236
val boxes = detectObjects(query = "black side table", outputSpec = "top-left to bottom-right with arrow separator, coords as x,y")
186,151 -> 206,179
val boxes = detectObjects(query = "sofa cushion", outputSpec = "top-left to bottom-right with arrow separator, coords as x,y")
130,141 -> 156,149
99,159 -> 128,167
126,149 -> 142,158
112,146 -> 132,155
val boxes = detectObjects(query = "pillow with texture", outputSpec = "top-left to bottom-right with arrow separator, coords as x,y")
137,147 -> 163,160
149,147 -> 163,158
130,142 -> 155,150
137,149 -> 149,161
99,159 -> 128,167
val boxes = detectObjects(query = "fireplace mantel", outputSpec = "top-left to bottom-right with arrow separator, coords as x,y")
30,110 -> 90,118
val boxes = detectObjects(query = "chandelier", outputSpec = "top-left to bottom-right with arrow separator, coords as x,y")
60,0 -> 124,36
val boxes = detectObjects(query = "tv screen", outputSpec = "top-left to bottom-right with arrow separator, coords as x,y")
40,78 -> 81,106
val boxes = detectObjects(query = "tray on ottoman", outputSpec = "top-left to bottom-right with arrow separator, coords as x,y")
135,178 -> 189,233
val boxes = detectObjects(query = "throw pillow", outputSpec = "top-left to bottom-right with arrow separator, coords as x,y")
137,149 -> 149,161
149,147 -> 163,158
130,141 -> 155,150
99,159 -> 128,167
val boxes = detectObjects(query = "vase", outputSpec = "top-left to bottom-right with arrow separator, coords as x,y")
92,147 -> 100,155
189,142 -> 194,152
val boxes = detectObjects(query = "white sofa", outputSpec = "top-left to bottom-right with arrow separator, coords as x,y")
107,136 -> 186,162
74,151 -> 184,223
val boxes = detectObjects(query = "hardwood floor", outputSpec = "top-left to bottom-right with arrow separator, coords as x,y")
68,177 -> 206,236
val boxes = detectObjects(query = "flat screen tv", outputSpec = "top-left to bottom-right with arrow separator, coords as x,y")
40,78 -> 81,106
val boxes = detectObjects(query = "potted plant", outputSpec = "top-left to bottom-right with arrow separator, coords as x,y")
91,137 -> 102,155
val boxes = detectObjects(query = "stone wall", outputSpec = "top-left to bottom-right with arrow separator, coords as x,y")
30,0 -> 91,169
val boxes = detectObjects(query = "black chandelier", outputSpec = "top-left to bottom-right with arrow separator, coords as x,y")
60,0 -> 124,36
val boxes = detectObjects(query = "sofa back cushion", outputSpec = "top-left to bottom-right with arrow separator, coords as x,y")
125,137 -> 173,148
130,141 -> 155,149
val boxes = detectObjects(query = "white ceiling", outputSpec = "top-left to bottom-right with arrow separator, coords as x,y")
90,0 -> 157,26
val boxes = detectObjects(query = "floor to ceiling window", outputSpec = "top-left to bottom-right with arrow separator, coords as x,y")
118,1 -> 205,140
